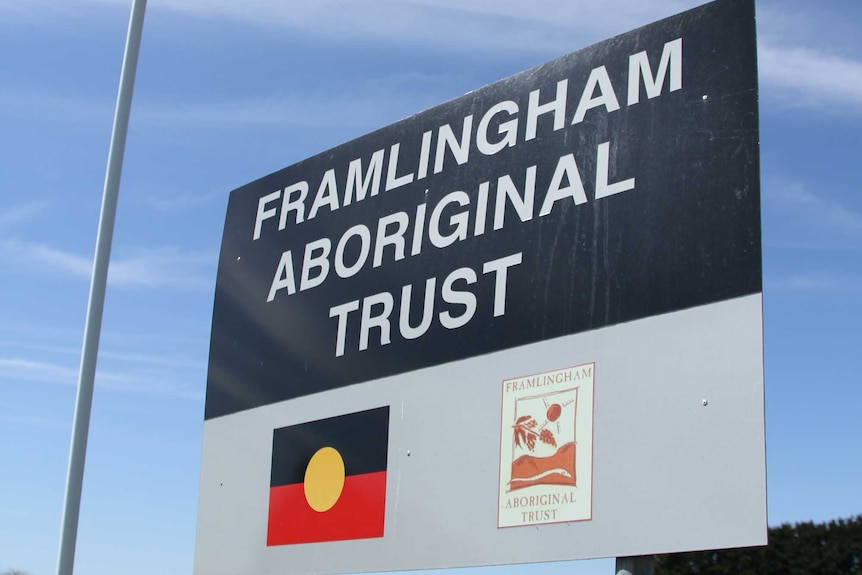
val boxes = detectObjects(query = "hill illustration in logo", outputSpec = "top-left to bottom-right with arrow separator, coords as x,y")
509,441 -> 576,491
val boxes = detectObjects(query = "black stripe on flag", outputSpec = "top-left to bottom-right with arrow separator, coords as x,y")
271,406 -> 389,487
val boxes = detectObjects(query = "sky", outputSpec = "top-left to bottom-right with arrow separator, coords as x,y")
1,0 -> 861,574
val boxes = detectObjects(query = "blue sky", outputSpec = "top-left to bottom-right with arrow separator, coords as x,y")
1,0 -> 861,574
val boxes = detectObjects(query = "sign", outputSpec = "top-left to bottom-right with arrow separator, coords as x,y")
194,0 -> 766,573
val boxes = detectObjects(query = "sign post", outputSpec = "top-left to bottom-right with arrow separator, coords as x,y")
56,1 -> 147,574
616,556 -> 655,575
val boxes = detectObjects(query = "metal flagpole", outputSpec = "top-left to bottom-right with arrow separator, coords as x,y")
56,1 -> 147,574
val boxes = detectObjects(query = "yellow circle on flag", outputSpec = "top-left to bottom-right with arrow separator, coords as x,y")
304,447 -> 346,512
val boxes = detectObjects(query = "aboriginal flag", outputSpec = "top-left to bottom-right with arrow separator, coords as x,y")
267,406 -> 389,546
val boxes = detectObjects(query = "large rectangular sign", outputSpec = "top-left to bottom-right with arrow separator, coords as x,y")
195,0 -> 766,573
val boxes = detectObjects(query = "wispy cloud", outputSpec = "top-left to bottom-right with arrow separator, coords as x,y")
0,357 -> 78,384
0,71 -> 462,137
6,0 -> 862,118
143,189 -> 225,213
758,41 -> 862,112
0,240 -> 215,291
0,239 -> 93,277
154,1 -> 862,117
783,273 -> 839,292
0,88 -> 112,125
767,271 -> 862,293
0,413 -> 67,428
0,356 -> 203,400
99,349 -> 207,371
765,180 -> 862,236
153,0 -> 693,46
0,340 -> 79,356
0,0 -> 697,54
94,368 -> 204,400
108,246 -> 214,291
0,339 -> 206,370
0,202 -> 47,231
134,72 -> 464,132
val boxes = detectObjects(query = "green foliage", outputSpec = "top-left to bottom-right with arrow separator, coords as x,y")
655,515 -> 862,575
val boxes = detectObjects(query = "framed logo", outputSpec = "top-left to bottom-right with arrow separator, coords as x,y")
498,364 -> 594,528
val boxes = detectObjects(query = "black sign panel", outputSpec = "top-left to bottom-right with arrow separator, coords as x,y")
206,0 -> 759,420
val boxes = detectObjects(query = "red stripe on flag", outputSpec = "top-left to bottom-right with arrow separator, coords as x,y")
267,471 -> 386,546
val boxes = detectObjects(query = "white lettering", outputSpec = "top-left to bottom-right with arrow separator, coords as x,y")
300,238 -> 331,291
440,267 -> 477,330
278,182 -> 308,230
429,191 -> 470,248
334,224 -> 371,278
360,291 -> 394,351
525,79 -> 567,141
434,116 -> 473,174
540,154 -> 587,216
477,101 -> 519,155
494,166 -> 536,231
266,250 -> 296,301
308,169 -> 340,220
253,190 -> 281,240
628,37 -> 683,105
385,143 -> 415,191
595,142 -> 635,199
483,253 -> 523,317
572,65 -> 620,125
344,150 -> 384,205
400,278 -> 436,340
329,300 -> 359,357
373,212 -> 409,268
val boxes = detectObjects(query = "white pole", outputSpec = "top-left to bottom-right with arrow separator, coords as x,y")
616,556 -> 656,575
56,1 -> 147,573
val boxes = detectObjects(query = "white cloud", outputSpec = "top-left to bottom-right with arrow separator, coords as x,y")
0,338 -> 205,370
99,349 -> 206,370
0,413 -> 66,428
758,42 -> 862,112
137,95 -> 400,131
765,180 -> 862,236
6,0 -> 862,119
0,89 -> 113,125
134,71 -> 466,132
768,272 -> 862,293
0,240 -> 93,278
0,240 -> 215,291
150,0 -> 695,46
784,273 -> 838,291
0,357 -> 78,384
0,340 -> 79,356
0,202 -> 47,230
107,246 -> 214,290
143,189 -> 225,213
402,0 -> 694,33
151,0 -> 862,116
0,356 -> 203,400
93,368 -> 204,400
0,0 -> 697,54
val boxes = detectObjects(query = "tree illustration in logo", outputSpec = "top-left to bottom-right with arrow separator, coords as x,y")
509,390 -> 578,491
512,415 -> 557,452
